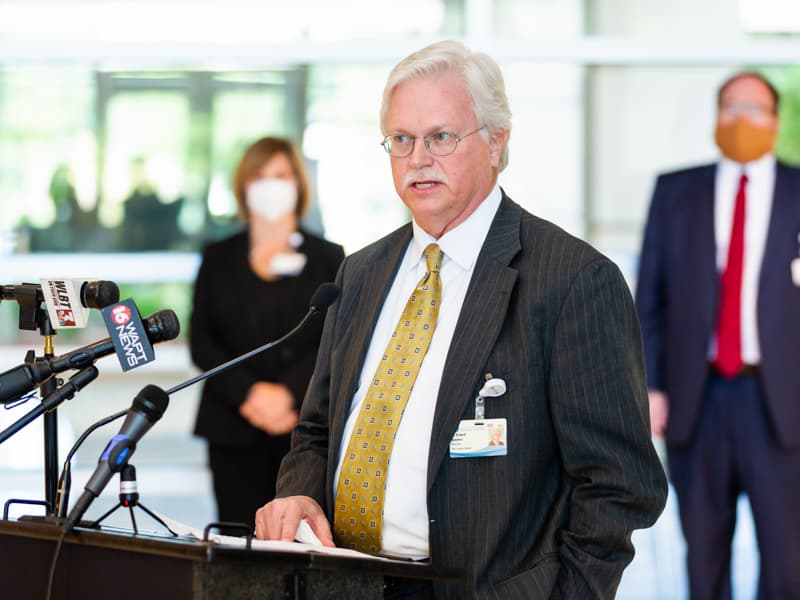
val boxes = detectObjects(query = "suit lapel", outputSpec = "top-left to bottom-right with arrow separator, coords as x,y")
427,194 -> 521,490
329,227 -> 413,449
691,166 -> 719,332
759,163 -> 800,323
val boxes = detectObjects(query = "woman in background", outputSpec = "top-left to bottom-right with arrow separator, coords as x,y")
190,137 -> 344,532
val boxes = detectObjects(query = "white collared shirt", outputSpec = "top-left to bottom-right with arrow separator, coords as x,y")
711,154 -> 775,364
333,184 -> 502,559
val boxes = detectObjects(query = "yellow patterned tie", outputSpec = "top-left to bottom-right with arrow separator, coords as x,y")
333,243 -> 444,554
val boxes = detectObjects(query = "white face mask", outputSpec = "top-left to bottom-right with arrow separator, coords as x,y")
246,177 -> 298,221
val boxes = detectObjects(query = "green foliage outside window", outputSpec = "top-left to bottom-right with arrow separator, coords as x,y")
764,66 -> 800,165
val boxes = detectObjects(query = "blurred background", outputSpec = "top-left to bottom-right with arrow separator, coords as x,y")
3,0 -> 799,597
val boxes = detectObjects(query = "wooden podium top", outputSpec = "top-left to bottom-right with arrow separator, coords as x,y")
0,517 -> 464,586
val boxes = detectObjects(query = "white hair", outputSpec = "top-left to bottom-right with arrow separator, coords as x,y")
380,40 -> 512,171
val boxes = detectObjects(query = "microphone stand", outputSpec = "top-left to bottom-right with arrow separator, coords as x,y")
89,464 -> 177,536
40,321 -> 61,518
55,407 -> 127,519
0,367 -> 99,523
3,286 -> 63,514
0,366 -> 99,446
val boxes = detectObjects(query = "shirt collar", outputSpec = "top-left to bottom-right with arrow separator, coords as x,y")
718,152 -> 775,179
409,183 -> 502,271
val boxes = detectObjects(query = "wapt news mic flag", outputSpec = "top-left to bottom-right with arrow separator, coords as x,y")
101,299 -> 156,372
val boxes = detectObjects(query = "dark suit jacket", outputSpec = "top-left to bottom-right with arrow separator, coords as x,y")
277,193 -> 666,599
635,161 -> 800,449
190,229 -> 344,447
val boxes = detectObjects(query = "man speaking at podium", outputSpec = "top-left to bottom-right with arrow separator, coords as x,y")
255,40 -> 667,599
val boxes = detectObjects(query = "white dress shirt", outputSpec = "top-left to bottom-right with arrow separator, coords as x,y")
333,184 -> 502,559
711,154 -> 775,364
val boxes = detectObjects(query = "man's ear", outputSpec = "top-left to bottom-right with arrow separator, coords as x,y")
488,129 -> 509,168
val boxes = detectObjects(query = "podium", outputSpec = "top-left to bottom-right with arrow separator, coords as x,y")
0,519 -> 463,599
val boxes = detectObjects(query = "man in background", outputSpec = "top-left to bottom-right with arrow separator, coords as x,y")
636,72 -> 800,599
257,40 -> 666,599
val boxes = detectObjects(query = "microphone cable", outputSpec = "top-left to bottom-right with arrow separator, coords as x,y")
46,407 -> 129,600
55,408 -> 128,518
45,525 -> 68,600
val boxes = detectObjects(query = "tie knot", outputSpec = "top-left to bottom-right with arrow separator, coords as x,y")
423,243 -> 444,274
739,173 -> 749,186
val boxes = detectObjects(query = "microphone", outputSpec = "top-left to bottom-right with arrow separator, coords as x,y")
0,280 -> 120,308
0,310 -> 180,405
66,280 -> 121,309
1,280 -> 120,331
119,463 -> 139,506
308,281 -> 340,313
64,384 -> 169,532
79,280 -> 121,309
40,279 -> 121,329
167,282 -> 339,395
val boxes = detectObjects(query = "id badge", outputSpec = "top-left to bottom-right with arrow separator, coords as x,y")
792,258 -> 800,287
449,418 -> 507,458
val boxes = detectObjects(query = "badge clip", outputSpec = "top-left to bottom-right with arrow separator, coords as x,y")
792,233 -> 800,287
474,374 -> 507,420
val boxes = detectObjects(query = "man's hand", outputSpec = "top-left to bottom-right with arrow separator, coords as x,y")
239,382 -> 298,435
254,495 -> 335,547
648,389 -> 669,438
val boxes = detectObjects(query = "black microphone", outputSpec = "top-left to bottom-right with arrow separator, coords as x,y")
167,282 -> 339,395
78,280 -> 120,309
64,384 -> 169,532
0,280 -> 120,309
308,282 -> 340,313
0,310 -> 180,405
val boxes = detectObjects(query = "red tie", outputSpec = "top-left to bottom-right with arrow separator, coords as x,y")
715,173 -> 748,378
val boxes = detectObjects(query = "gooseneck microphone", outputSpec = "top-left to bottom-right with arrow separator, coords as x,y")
166,282 -> 340,395
64,384 -> 170,532
0,310 -> 180,405
0,366 -> 100,446
57,283 -> 337,532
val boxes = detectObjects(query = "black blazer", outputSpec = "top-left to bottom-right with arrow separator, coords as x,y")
190,229 -> 344,447
277,193 -> 667,599
636,161 -> 800,448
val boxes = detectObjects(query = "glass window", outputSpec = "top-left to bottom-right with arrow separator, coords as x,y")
501,62 -> 584,238
305,64 -> 406,254
206,71 -> 297,243
0,68 -> 95,253
101,85 -> 191,251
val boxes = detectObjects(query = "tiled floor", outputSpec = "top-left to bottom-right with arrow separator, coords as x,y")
0,354 -> 760,599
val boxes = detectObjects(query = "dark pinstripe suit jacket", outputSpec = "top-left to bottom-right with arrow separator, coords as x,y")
277,192 -> 667,599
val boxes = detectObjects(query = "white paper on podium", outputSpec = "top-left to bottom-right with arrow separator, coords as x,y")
155,512 -> 387,560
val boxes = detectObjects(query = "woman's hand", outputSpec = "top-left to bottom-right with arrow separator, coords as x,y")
239,381 -> 298,435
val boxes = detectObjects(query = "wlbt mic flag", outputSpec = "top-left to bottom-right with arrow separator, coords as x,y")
101,299 -> 156,372
40,278 -> 91,328
39,278 -> 120,328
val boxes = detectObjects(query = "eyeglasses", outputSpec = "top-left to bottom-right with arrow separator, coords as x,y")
719,101 -> 775,120
380,126 -> 486,158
